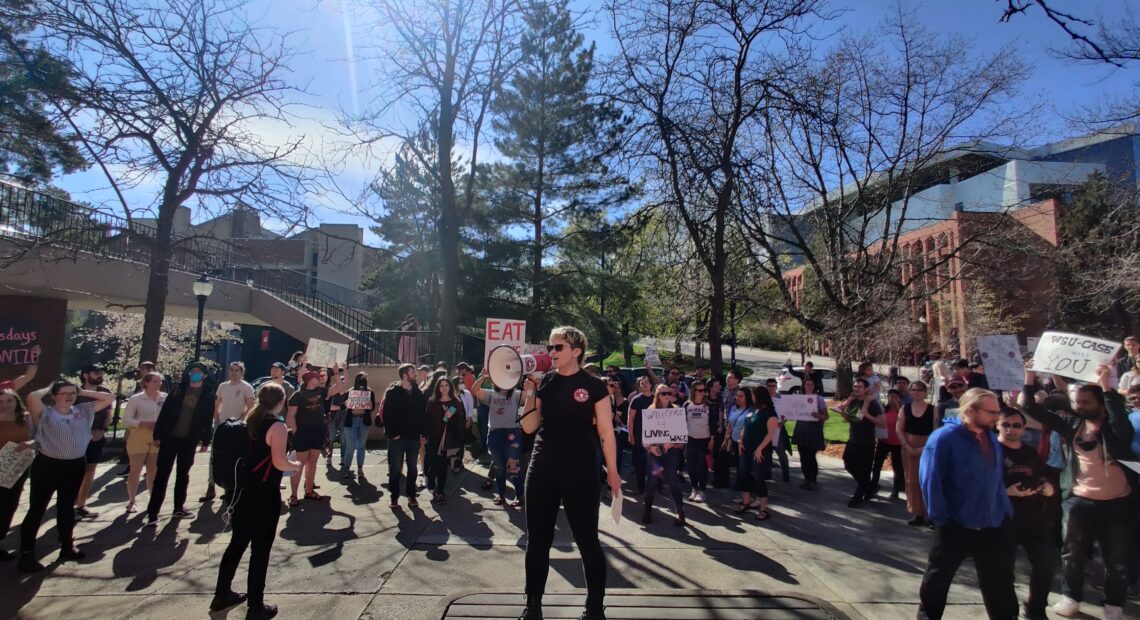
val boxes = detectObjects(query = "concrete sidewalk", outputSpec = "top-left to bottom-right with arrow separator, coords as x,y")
0,450 -> 1130,619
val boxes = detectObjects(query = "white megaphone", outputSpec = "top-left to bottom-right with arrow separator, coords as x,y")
487,345 -> 552,390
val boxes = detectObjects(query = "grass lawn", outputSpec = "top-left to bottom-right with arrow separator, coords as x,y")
785,408 -> 850,444
598,345 -> 753,377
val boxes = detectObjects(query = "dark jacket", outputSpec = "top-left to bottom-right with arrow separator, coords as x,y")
1021,383 -> 1135,498
154,379 -> 217,446
382,382 -> 425,439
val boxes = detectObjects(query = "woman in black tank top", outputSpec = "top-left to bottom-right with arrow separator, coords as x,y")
213,384 -> 301,620
898,381 -> 936,526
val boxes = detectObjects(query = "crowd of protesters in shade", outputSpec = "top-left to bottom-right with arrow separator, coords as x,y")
3,333 -> 1140,620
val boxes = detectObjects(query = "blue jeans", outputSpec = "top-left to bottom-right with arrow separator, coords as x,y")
341,417 -> 370,470
386,437 -> 419,499
486,428 -> 524,499
645,447 -> 683,511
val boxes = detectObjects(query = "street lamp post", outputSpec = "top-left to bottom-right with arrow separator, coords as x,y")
193,273 -> 214,361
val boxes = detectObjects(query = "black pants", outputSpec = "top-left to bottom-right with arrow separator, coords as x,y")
631,444 -> 647,494
524,455 -> 606,612
712,432 -> 732,488
842,442 -> 876,500
1015,522 -> 1059,619
772,426 -> 790,480
799,448 -> 819,483
918,519 -> 1017,620
1061,495 -> 1134,606
386,437 -> 419,499
0,470 -> 28,542
870,441 -> 904,494
147,437 -> 198,519
685,439 -> 709,491
425,440 -> 447,494
215,489 -> 281,609
20,454 -> 85,553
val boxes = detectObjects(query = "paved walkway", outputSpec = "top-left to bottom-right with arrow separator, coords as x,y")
0,449 -> 1131,619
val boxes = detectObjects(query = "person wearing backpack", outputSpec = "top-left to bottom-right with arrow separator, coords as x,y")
212,383 -> 300,620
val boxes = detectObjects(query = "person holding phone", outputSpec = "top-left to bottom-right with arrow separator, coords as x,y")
518,326 -> 619,620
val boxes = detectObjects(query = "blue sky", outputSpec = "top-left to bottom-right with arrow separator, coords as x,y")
58,0 -> 1138,245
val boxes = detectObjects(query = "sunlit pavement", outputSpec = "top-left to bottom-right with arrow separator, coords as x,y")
0,449 -> 1130,619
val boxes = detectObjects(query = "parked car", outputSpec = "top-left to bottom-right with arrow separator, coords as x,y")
776,366 -> 838,396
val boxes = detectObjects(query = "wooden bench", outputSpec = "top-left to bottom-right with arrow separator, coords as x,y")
437,590 -> 849,619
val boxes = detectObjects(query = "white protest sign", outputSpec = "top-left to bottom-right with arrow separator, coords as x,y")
485,318 -> 526,367
345,390 -> 371,410
977,335 -> 1024,391
305,338 -> 348,368
0,443 -> 34,489
644,346 -> 661,367
1031,331 -> 1120,383
774,394 -> 822,422
641,407 -> 687,445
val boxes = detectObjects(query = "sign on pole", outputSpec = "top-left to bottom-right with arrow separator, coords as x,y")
305,338 -> 348,369
976,335 -> 1024,391
644,346 -> 661,367
641,407 -> 688,445
774,395 -> 823,422
484,318 -> 526,367
1030,331 -> 1120,383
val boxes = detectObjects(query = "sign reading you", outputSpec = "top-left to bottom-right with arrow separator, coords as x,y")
0,323 -> 40,366
1031,331 -> 1120,383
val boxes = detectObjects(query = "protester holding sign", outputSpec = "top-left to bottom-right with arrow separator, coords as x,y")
1022,361 -> 1134,620
641,385 -> 687,526
340,372 -> 376,480
791,378 -> 828,491
0,387 -> 31,561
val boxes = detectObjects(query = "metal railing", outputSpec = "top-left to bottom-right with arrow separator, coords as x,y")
347,330 -> 477,366
0,179 -> 378,340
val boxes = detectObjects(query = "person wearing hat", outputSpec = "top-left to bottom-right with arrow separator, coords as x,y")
286,365 -> 348,506
261,362 -> 295,401
144,362 -> 217,526
74,363 -> 115,519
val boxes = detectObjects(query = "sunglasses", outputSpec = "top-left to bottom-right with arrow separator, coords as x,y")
547,344 -> 567,352
999,423 -> 1023,429
948,384 -> 965,389
693,388 -> 705,393
659,392 -> 674,397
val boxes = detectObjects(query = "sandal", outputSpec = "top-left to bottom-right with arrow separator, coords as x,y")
755,509 -> 771,521
509,498 -> 523,508
493,496 -> 505,506
734,504 -> 749,514
304,491 -> 327,501
288,497 -> 300,508
408,497 -> 420,508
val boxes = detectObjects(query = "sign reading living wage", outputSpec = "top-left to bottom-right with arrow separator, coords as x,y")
641,407 -> 688,445
976,334 -> 1024,392
774,394 -> 822,422
1030,331 -> 1120,383
305,338 -> 349,369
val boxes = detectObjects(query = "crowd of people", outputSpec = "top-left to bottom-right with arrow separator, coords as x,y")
3,333 -> 1140,620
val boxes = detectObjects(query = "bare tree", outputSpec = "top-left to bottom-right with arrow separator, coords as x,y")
23,0 -> 313,366
345,0 -> 518,361
605,0 -> 827,375
736,16 -> 1030,393
999,1 -> 1140,67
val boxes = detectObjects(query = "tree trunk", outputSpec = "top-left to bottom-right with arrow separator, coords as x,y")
138,200 -> 175,367
436,76 -> 459,364
833,344 -> 855,399
622,321 -> 632,366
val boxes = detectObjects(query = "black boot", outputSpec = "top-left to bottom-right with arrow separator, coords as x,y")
246,603 -> 278,620
579,607 -> 606,620
17,552 -> 44,573
640,502 -> 653,524
518,595 -> 543,620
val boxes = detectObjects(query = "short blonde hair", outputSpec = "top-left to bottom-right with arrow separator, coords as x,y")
549,326 -> 588,364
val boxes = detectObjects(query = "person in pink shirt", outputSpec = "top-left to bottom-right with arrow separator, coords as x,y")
871,388 -> 905,500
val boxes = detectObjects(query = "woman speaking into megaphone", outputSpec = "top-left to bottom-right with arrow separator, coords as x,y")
517,326 -> 620,620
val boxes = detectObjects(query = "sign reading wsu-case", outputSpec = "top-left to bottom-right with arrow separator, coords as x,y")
1031,331 -> 1120,383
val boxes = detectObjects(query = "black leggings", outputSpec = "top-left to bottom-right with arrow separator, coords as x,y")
0,470 -> 28,542
425,440 -> 448,493
215,490 -> 281,608
799,448 -> 819,483
524,455 -> 606,611
20,454 -> 85,553
871,441 -> 904,493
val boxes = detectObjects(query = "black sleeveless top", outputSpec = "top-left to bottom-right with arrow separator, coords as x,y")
248,417 -> 284,493
903,403 -> 934,437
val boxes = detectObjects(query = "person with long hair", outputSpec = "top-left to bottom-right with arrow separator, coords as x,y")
471,368 -> 525,507
738,386 -> 779,521
0,388 -> 31,560
18,380 -> 116,572
122,372 -> 167,513
642,384 -> 686,526
725,386 -> 754,509
897,381 -> 936,526
211,383 -> 301,620
286,365 -> 347,507
340,372 -> 377,480
518,326 -> 619,620
425,377 -> 466,504
792,377 -> 829,490
683,379 -> 712,503
707,377 -> 730,489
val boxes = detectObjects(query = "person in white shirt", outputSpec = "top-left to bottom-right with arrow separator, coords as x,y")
1118,358 -> 1140,394
123,372 -> 167,513
201,362 -> 254,502
455,377 -> 475,473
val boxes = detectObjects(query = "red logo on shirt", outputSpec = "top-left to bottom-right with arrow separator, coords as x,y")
574,388 -> 590,403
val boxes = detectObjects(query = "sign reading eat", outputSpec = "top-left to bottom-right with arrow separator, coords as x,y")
484,318 -> 527,367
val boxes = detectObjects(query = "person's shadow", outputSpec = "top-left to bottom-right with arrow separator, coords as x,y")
110,518 -> 190,592
279,499 -> 358,567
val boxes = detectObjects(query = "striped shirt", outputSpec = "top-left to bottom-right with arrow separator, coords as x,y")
124,392 -> 166,428
30,402 -> 97,460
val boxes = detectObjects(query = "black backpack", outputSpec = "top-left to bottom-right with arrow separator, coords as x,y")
211,418 -> 273,491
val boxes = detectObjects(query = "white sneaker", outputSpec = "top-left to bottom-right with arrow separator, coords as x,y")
696,491 -> 706,503
1051,596 -> 1079,617
687,490 -> 697,501
732,496 -> 743,505
750,498 -> 761,508
1103,604 -> 1124,620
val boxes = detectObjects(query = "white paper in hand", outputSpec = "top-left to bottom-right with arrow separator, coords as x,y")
611,489 -> 623,524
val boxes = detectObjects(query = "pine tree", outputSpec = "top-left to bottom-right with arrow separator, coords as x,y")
490,0 -> 630,339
